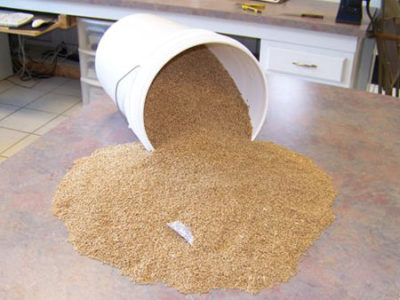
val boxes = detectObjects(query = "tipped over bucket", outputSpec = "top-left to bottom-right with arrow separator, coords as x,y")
95,14 -> 268,151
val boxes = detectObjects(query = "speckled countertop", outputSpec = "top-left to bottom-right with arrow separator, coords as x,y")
0,75 -> 399,299
59,0 -> 369,36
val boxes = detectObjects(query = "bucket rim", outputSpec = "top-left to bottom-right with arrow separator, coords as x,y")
124,29 -> 268,151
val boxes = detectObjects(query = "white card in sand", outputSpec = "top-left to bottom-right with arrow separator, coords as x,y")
167,221 -> 194,245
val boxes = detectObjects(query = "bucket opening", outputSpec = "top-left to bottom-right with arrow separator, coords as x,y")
95,14 -> 268,152
143,45 -> 254,149
139,43 -> 267,150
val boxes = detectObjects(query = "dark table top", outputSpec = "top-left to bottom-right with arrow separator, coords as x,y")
0,75 -> 399,299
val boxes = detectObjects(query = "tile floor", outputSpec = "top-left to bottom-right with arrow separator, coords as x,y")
0,76 -> 83,164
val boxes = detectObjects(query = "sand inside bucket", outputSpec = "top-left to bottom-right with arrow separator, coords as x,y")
53,46 -> 336,294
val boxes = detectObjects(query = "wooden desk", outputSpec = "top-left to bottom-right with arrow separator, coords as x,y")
0,75 -> 399,299
1,0 -> 374,89
0,14 -> 75,37
0,12 -> 76,80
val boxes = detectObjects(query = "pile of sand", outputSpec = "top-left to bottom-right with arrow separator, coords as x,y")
53,47 -> 336,294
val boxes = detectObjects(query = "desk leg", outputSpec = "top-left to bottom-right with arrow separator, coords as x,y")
355,37 -> 376,91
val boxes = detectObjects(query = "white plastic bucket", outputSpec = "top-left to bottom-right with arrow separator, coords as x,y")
95,14 -> 268,151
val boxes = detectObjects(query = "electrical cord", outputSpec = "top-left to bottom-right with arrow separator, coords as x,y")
11,36 -> 78,82
365,0 -> 378,37
365,0 -> 373,21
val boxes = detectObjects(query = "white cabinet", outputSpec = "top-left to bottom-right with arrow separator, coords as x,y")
259,27 -> 360,87
75,15 -> 366,100
154,14 -> 365,88
266,46 -> 347,83
77,17 -> 112,103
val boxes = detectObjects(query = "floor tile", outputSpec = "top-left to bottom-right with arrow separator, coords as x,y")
27,92 -> 81,114
0,128 -> 27,153
2,134 -> 40,157
35,115 -> 69,135
54,79 -> 82,98
0,103 -> 19,120
32,76 -> 69,92
0,156 -> 7,163
0,80 -> 13,94
0,108 -> 56,132
88,87 -> 107,103
62,102 -> 83,117
0,86 -> 46,107
7,76 -> 38,88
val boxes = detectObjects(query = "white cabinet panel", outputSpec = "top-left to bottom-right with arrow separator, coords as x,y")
260,39 -> 356,87
267,47 -> 346,83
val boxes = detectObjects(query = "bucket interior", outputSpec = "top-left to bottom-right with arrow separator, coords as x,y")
142,43 -> 267,146
207,43 -> 267,139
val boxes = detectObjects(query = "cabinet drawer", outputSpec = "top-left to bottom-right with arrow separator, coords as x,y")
266,47 -> 347,83
78,49 -> 97,81
77,18 -> 113,51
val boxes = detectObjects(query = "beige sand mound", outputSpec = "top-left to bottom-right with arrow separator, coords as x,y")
53,46 -> 336,294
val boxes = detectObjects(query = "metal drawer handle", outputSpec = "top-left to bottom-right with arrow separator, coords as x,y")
292,61 -> 318,68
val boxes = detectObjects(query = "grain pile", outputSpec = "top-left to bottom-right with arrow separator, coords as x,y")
53,46 -> 336,294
